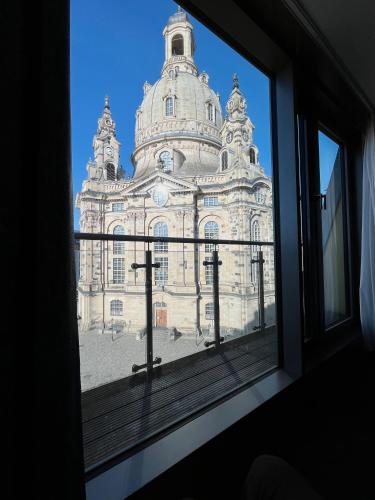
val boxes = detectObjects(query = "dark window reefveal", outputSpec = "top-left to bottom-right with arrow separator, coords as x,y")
222,151 -> 228,170
106,163 -> 116,180
172,34 -> 184,55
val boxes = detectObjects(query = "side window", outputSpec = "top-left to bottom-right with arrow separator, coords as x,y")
166,97 -> 174,117
317,130 -> 350,328
249,148 -> 256,164
221,151 -> 228,170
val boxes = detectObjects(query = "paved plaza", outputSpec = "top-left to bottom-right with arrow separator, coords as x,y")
79,330 -> 211,392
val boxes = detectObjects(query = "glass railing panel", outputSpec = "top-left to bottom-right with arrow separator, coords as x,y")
76,240 -> 146,391
76,236 -> 277,384
149,244 -> 208,366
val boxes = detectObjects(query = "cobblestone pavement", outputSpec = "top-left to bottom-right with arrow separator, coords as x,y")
79,330 -> 210,392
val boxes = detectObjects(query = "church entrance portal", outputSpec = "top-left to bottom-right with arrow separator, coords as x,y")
154,301 -> 167,327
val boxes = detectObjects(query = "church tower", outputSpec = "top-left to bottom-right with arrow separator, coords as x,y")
87,96 -> 123,182
220,74 -> 259,172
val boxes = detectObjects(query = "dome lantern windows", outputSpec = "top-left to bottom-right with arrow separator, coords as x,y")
171,34 -> 184,56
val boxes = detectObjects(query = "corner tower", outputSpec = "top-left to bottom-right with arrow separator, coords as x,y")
86,96 -> 123,182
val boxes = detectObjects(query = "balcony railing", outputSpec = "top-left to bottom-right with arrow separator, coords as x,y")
75,232 -> 275,389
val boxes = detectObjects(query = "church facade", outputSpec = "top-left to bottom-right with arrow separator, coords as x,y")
76,8 -> 275,338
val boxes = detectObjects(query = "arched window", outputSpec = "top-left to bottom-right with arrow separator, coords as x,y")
207,102 -> 214,121
159,151 -> 173,172
249,148 -> 256,164
204,221 -> 219,253
136,110 -> 142,130
175,66 -> 179,75
221,151 -> 228,170
113,225 -> 125,255
165,97 -> 174,117
255,189 -> 266,204
205,303 -> 214,320
106,163 -> 116,181
110,300 -> 123,316
154,222 -> 168,253
168,69 -> 175,79
171,34 -> 184,55
252,220 -> 260,242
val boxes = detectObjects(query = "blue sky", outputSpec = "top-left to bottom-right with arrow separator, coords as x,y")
318,131 -> 340,193
70,0 -> 273,228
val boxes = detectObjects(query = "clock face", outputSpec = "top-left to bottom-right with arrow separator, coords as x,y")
105,146 -> 113,157
152,187 -> 168,207
226,132 -> 233,143
105,119 -> 111,126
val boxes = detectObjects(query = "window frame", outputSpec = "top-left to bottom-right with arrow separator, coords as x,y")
77,0 -> 305,490
112,257 -> 125,284
110,299 -> 124,316
203,196 -> 219,207
221,150 -> 228,170
165,96 -> 174,117
112,202 -> 124,212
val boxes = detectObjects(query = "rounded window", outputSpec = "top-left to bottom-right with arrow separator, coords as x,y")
159,151 -> 173,172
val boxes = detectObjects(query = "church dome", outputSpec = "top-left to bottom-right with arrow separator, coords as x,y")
132,70 -> 223,178
137,72 -> 222,138
131,8 -> 225,179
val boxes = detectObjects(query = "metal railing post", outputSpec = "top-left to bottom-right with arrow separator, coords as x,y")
252,249 -> 266,333
204,249 -> 224,348
131,250 -> 162,373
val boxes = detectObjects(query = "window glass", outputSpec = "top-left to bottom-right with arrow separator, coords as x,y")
204,196 -> 218,207
205,302 -> 214,319
155,256 -> 168,286
113,225 -> 125,255
159,151 -> 173,171
112,202 -> 124,212
154,222 -> 168,253
110,300 -> 123,316
113,257 -> 125,283
204,221 -> 219,253
318,131 -> 349,327
166,97 -> 173,116
72,1 -> 277,461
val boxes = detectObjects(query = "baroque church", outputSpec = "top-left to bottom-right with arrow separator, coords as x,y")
76,8 -> 275,338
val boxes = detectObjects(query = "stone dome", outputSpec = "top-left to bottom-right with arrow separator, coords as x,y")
132,71 -> 224,178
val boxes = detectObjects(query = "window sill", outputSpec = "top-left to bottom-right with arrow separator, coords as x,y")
85,365 -> 293,500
